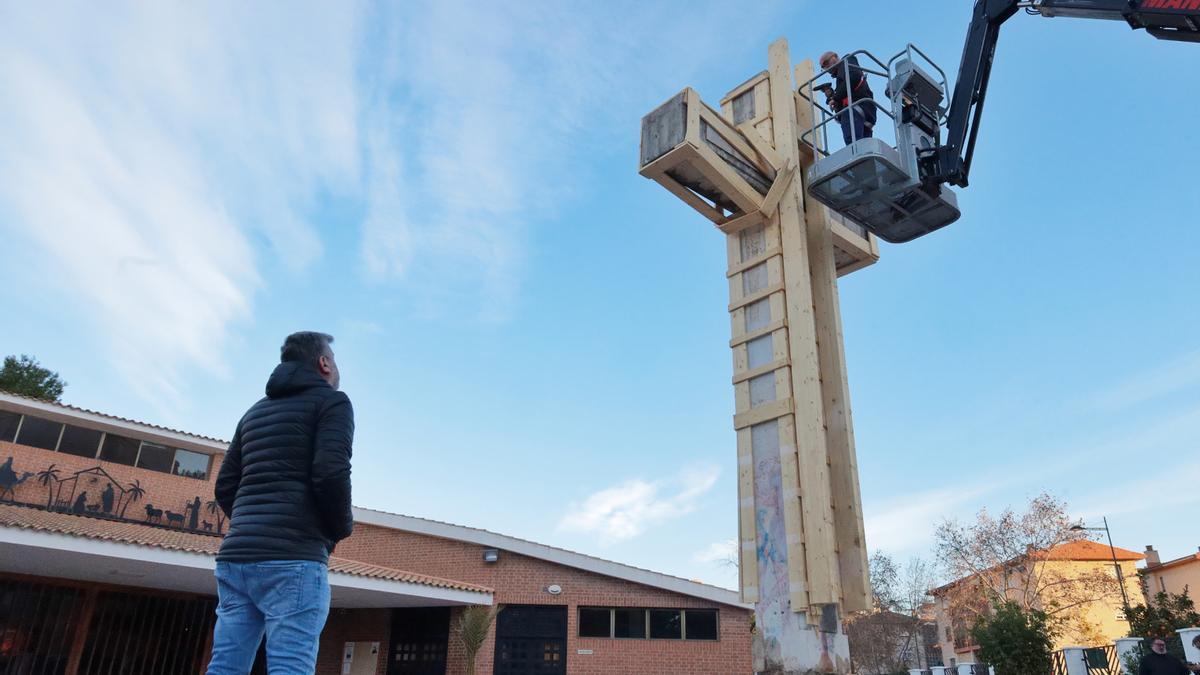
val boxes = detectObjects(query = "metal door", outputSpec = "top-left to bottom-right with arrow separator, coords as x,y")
492,605 -> 566,675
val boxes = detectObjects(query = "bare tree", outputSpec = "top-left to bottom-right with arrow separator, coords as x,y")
933,493 -> 1121,645
849,552 -> 939,673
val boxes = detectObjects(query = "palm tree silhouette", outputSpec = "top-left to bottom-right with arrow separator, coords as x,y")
36,464 -> 60,510
119,479 -> 145,518
205,499 -> 226,534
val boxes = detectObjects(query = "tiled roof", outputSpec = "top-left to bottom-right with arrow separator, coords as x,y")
1040,540 -> 1144,562
931,539 -> 1145,594
0,502 -> 489,594
0,390 -> 228,445
1145,551 -> 1200,572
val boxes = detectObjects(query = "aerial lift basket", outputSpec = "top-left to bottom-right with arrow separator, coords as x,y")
799,47 -> 961,244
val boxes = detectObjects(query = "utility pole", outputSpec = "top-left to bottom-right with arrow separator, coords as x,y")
639,38 -> 876,674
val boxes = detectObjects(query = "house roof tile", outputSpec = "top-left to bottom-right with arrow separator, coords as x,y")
0,502 -> 489,593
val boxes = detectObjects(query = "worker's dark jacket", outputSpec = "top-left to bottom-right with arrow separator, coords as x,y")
1139,652 -> 1191,675
215,361 -> 354,563
830,55 -> 876,125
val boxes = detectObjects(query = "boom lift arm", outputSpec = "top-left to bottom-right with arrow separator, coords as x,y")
926,0 -> 1200,189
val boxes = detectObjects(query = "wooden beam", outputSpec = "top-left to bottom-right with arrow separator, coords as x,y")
767,37 -> 840,609
758,159 -> 795,218
717,210 -> 765,236
796,58 -> 871,614
736,121 -> 784,172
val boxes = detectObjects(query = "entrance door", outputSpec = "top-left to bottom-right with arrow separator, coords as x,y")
388,607 -> 449,675
492,605 -> 566,675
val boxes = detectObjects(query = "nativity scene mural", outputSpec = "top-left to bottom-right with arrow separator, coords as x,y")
0,456 -> 221,536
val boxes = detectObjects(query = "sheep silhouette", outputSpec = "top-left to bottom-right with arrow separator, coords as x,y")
144,504 -> 163,523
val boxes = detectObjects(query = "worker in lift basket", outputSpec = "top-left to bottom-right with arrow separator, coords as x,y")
817,51 -> 876,146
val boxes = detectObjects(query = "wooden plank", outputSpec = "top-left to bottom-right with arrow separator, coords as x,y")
727,246 -> 781,277
776,415 -> 810,610
697,102 -> 774,177
736,426 -> 759,603
767,37 -> 840,609
729,320 -> 786,348
717,210 -> 766,236
721,70 -> 770,107
758,159 -> 795,218
733,398 -> 793,429
727,283 -> 784,313
690,140 -> 769,216
796,57 -> 871,613
732,358 -> 790,385
736,121 -> 784,172
643,150 -> 729,224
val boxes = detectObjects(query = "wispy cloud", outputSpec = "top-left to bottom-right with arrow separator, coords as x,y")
0,0 -> 790,406
559,464 -> 720,544
1086,349 -> 1200,412
694,538 -> 738,565
0,2 -> 359,405
864,485 -> 993,555
1075,456 -> 1200,521
355,1 -> 788,318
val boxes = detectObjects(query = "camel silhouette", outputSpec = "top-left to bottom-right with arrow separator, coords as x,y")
0,457 -> 34,502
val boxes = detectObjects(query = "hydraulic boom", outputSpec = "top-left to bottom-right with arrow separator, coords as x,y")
926,0 -> 1200,189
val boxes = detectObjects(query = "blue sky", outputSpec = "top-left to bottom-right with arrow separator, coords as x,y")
1,1 -> 1197,590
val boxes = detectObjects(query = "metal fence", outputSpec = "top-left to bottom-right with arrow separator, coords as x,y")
1051,645 -> 1122,675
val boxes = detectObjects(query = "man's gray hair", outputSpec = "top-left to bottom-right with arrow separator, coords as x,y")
280,332 -> 334,367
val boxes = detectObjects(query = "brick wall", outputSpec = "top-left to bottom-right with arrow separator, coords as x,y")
0,439 -> 223,530
1,440 -> 753,674
317,608 -> 391,675
335,524 -> 754,675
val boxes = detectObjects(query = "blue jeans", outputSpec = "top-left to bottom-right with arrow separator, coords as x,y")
207,560 -> 331,675
836,105 -> 874,145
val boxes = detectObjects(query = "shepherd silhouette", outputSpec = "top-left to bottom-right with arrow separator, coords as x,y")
101,484 -> 115,514
188,496 -> 201,530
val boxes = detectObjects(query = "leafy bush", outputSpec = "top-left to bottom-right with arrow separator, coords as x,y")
1121,589 -> 1200,670
971,601 -> 1058,675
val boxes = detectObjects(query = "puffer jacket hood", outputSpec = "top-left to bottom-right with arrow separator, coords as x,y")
214,361 -> 355,564
265,361 -> 329,398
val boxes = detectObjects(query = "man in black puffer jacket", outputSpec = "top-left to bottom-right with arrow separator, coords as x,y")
207,331 -> 354,675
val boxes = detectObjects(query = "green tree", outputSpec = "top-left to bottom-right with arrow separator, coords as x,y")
0,355 -> 66,402
1122,590 -> 1200,669
971,601 -> 1058,675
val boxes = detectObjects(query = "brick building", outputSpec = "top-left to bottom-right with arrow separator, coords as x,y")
0,392 -> 752,674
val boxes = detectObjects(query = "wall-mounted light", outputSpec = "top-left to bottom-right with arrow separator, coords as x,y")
483,548 -> 500,563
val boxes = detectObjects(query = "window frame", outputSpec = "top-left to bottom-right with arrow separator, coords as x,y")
578,607 -> 719,642
682,609 -> 719,641
0,410 -> 22,443
13,415 -> 66,452
612,608 -> 648,640
171,447 -> 211,480
55,424 -> 104,459
577,607 -> 613,639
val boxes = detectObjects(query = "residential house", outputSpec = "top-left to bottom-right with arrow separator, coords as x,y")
1140,545 -> 1200,604
931,540 -> 1143,667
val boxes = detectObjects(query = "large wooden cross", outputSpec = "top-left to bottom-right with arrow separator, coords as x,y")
639,38 -> 874,674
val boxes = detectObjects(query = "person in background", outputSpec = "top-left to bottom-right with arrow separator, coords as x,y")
1139,637 -> 1199,674
207,331 -> 355,674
